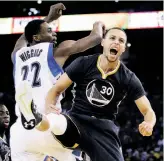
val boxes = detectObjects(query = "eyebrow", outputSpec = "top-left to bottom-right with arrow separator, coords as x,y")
0,110 -> 8,112
110,35 -> 125,40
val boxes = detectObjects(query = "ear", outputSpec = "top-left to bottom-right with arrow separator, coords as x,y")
122,44 -> 126,53
33,35 -> 40,42
101,39 -> 104,47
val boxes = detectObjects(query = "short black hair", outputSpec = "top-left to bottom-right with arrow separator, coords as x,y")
103,27 -> 127,38
25,19 -> 45,44
0,93 -> 4,107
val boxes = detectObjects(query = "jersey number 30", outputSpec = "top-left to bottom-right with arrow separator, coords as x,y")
21,62 -> 41,88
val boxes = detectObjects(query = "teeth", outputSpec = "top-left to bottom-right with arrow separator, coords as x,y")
110,48 -> 117,55
112,48 -> 117,51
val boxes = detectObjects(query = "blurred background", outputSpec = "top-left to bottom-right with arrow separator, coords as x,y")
0,1 -> 163,161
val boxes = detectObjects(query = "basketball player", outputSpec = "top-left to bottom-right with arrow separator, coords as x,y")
10,3 -> 105,161
0,102 -> 11,161
18,27 -> 157,161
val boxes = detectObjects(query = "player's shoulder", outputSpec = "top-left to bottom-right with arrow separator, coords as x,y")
16,42 -> 52,53
30,42 -> 52,49
75,54 -> 99,70
83,53 -> 100,64
120,62 -> 134,78
0,137 -> 8,148
83,53 -> 100,59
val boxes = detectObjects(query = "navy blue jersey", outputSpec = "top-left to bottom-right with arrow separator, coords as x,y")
0,137 -> 11,161
65,54 -> 145,120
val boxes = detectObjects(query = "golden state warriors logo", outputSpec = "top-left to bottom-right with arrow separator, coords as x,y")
86,79 -> 114,107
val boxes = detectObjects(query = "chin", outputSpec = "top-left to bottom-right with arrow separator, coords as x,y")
107,57 -> 118,62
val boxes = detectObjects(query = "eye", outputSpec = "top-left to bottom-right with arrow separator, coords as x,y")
119,39 -> 124,43
110,37 -> 115,40
47,28 -> 52,33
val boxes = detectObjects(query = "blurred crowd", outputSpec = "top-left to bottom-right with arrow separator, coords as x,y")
119,93 -> 163,161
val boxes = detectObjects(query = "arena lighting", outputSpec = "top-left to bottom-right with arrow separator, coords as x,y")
0,10 -> 163,35
115,0 -> 119,3
37,0 -> 42,4
127,43 -> 131,47
28,8 -> 40,15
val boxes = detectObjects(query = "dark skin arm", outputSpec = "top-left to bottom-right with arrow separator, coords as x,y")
54,21 -> 105,67
11,3 -> 66,62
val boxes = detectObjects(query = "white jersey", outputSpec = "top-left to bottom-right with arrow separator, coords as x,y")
11,43 -> 76,161
13,42 -> 64,116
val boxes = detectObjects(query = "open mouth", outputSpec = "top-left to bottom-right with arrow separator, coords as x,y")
4,120 -> 9,124
110,49 -> 118,55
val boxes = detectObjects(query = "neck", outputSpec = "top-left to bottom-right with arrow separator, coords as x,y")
0,129 -> 5,138
99,54 -> 119,74
30,42 -> 37,46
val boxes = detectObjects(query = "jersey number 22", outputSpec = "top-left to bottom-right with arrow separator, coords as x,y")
21,62 -> 41,88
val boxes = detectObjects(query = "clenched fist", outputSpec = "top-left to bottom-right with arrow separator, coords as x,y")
91,21 -> 106,39
139,121 -> 153,136
46,3 -> 66,22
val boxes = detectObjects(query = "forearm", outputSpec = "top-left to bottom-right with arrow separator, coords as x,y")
68,33 -> 102,55
143,109 -> 156,127
45,86 -> 61,107
70,22 -> 104,54
43,16 -> 53,23
76,33 -> 102,51
45,73 -> 73,113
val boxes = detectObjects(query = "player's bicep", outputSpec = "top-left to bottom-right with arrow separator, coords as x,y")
135,95 -> 153,116
54,40 -> 76,57
65,56 -> 84,82
128,73 -> 145,100
54,33 -> 101,56
11,34 -> 28,62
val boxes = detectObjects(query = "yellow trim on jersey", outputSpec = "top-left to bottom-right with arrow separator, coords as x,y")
97,55 -> 120,79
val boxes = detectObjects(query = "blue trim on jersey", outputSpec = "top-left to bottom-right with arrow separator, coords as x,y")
72,150 -> 81,157
44,156 -> 49,161
12,52 -> 16,85
47,43 -> 64,77
44,155 -> 57,161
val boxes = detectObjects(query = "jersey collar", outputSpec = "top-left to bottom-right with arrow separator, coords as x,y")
97,55 -> 120,79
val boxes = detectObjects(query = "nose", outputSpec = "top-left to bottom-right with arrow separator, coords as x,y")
52,32 -> 57,36
4,115 -> 10,119
4,113 -> 10,118
114,39 -> 119,44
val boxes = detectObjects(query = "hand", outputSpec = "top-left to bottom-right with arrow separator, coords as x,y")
91,21 -> 106,38
46,3 -> 66,23
138,121 -> 154,136
46,104 -> 62,115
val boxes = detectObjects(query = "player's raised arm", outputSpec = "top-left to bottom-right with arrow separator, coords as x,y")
11,3 -> 66,61
54,21 -> 105,57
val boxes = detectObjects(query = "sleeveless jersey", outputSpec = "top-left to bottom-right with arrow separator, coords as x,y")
13,42 -> 64,116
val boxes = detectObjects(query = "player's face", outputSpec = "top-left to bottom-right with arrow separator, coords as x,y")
101,29 -> 127,62
0,105 -> 10,129
36,22 -> 57,44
